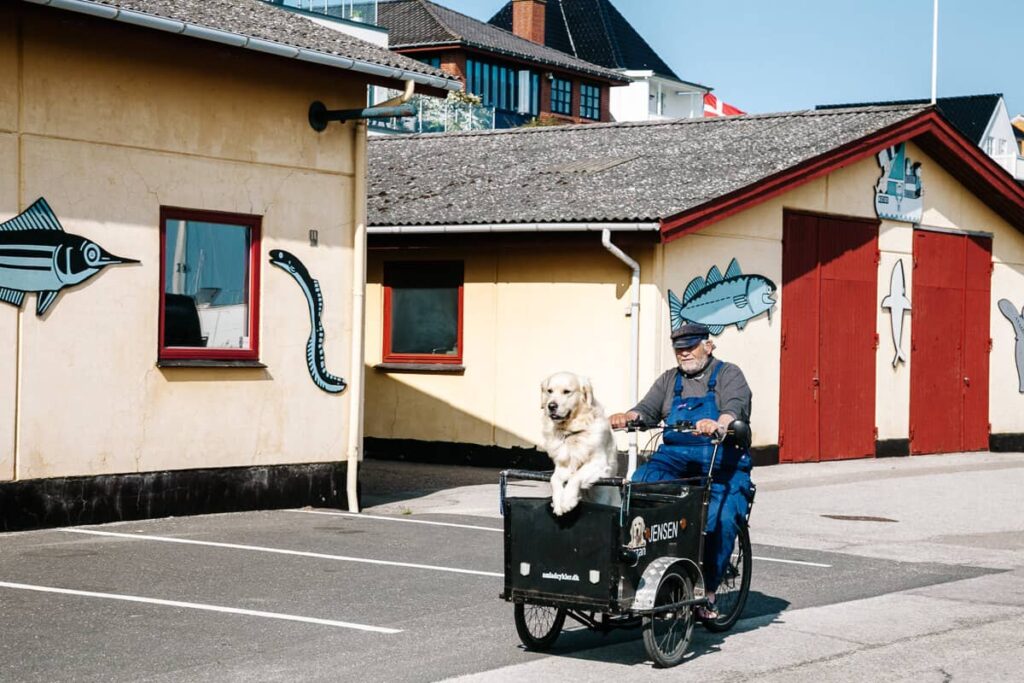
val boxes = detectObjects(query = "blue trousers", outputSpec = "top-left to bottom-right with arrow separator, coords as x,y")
633,452 -> 751,593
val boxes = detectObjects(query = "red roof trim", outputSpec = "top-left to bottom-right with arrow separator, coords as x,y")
660,110 -> 1024,242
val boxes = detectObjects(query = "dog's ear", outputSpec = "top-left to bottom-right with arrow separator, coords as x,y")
580,376 -> 594,406
540,379 -> 548,409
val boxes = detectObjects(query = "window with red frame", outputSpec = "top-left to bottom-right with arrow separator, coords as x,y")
159,208 -> 261,361
383,261 -> 463,364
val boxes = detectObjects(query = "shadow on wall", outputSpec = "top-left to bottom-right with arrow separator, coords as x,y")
365,365 -> 550,469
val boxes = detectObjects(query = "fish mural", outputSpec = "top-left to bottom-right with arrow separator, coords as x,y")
997,299 -> 1024,393
880,259 -> 912,367
0,197 -> 138,316
875,143 -> 923,224
270,249 -> 347,394
668,258 -> 777,335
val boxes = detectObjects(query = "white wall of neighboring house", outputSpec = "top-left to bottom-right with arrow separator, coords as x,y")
980,98 -> 1023,179
611,71 -> 706,122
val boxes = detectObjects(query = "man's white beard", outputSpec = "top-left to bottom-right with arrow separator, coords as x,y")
678,356 -> 711,375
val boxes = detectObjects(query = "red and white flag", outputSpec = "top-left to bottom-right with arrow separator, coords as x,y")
703,93 -> 745,118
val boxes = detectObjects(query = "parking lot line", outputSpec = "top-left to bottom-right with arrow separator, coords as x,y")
0,581 -> 401,633
753,556 -> 832,568
61,528 -> 503,578
290,509 -> 502,532
290,510 -> 832,568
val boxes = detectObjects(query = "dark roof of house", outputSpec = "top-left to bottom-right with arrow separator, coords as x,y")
817,94 -> 1002,144
30,0 -> 456,88
377,0 -> 629,82
368,105 -> 934,226
490,0 -> 681,82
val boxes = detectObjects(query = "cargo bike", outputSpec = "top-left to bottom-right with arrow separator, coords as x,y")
499,421 -> 755,667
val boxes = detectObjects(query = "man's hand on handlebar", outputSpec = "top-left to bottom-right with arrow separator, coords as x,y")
694,418 -> 720,436
609,411 -> 641,429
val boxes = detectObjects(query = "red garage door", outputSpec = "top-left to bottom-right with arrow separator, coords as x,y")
780,212 -> 879,462
910,230 -> 991,454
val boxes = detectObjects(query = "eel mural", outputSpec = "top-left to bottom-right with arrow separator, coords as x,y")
997,299 -> 1024,393
0,197 -> 138,316
269,249 -> 348,394
875,143 -> 923,223
880,259 -> 912,367
668,258 -> 777,335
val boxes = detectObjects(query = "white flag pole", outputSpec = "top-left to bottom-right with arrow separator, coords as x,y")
930,0 -> 939,104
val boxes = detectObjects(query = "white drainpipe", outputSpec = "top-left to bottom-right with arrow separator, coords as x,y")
601,229 -> 641,477
347,120 -> 369,512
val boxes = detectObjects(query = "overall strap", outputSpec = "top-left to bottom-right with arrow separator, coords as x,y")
707,359 -> 724,390
673,370 -> 683,400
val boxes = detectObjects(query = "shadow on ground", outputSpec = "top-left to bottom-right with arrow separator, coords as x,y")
359,458 -> 506,508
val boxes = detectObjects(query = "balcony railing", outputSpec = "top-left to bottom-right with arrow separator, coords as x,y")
369,90 -> 497,134
266,0 -> 378,25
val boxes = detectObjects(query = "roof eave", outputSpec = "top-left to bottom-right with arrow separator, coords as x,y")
660,109 -> 1024,242
28,0 -> 462,92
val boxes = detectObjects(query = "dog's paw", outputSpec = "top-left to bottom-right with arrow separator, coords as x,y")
560,493 -> 580,514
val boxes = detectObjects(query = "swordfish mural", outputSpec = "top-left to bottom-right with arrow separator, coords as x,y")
0,197 -> 138,316
668,258 -> 777,335
998,299 -> 1024,393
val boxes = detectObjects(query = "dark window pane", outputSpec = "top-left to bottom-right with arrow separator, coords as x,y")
390,287 -> 458,355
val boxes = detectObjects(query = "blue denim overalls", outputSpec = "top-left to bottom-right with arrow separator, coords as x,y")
631,361 -> 752,593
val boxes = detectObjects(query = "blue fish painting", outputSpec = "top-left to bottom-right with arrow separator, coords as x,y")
0,197 -> 138,316
668,258 -> 777,335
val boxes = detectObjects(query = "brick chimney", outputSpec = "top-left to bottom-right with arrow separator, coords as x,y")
512,0 -> 546,45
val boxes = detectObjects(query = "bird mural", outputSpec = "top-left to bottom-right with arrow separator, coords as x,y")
881,259 -> 912,367
0,197 -> 138,316
668,258 -> 776,335
997,299 -> 1024,393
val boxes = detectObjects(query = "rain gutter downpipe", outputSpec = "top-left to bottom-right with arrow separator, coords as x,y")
347,120 -> 369,513
601,229 -> 641,478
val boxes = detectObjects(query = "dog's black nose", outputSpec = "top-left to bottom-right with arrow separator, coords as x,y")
547,402 -> 557,411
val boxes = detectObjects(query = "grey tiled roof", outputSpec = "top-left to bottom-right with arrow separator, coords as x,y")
34,0 -> 453,84
378,0 -> 630,83
818,94 -> 1002,144
368,105 -> 930,226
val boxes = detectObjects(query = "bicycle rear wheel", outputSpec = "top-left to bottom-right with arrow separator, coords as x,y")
703,522 -> 751,633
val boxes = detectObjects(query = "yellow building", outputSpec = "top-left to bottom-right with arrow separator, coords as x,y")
0,0 -> 459,531
365,106 -> 1024,467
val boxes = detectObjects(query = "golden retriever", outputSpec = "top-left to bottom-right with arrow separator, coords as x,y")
540,372 -> 616,515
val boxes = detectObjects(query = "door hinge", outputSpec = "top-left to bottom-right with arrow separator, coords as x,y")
875,249 -> 881,266
873,333 -> 880,350
781,331 -> 786,350
988,338 -> 994,353
778,432 -> 784,448
988,422 -> 992,434
873,427 -> 879,440
909,426 -> 915,441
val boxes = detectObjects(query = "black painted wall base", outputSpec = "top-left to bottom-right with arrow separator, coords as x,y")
0,462 -> 350,533
990,433 -> 1024,452
366,437 -> 784,469
876,439 -> 910,458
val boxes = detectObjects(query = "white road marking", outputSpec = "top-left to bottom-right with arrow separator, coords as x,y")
753,555 -> 832,568
291,510 -> 831,568
290,509 -> 502,532
60,528 -> 503,578
0,580 -> 400,633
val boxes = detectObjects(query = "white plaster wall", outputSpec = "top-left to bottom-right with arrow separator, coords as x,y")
610,75 -> 650,122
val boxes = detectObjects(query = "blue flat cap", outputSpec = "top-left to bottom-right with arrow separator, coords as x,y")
671,323 -> 710,348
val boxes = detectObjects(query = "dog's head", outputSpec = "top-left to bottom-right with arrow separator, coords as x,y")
629,517 -> 645,547
540,372 -> 594,423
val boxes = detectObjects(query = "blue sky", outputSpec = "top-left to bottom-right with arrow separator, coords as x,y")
438,0 -> 1023,117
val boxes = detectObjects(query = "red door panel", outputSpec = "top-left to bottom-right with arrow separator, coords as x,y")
781,213 -> 877,462
818,218 -> 878,460
780,213 -> 820,463
910,231 -> 991,454
962,235 -> 992,451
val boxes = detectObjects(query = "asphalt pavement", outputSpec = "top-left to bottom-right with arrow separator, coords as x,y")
0,452 -> 1022,681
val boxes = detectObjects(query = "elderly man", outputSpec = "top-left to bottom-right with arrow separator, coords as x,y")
609,322 -> 753,620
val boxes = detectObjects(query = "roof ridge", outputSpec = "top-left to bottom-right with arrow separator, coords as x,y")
369,103 -> 933,143
417,0 -> 462,42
